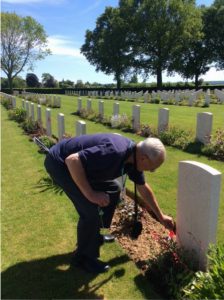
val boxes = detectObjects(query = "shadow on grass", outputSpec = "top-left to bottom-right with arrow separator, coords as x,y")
33,176 -> 64,195
1,253 -> 130,299
184,141 -> 203,155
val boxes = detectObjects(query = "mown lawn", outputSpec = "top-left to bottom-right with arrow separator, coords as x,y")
63,95 -> 223,134
18,95 -> 223,136
1,106 -> 160,299
15,95 -> 224,242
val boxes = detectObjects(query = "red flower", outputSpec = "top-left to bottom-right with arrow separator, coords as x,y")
169,230 -> 176,239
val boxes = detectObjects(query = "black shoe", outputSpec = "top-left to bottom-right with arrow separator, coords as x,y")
99,234 -> 115,245
103,234 -> 115,243
82,258 -> 110,274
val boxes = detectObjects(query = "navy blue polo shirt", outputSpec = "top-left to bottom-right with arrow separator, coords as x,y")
49,133 -> 145,185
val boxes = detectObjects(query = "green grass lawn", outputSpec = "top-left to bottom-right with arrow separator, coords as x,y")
15,95 -> 224,242
2,95 -> 224,299
65,95 -> 223,134
18,95 -> 223,136
1,106 -> 160,299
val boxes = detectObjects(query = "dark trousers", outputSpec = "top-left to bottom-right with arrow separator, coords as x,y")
44,154 -> 121,259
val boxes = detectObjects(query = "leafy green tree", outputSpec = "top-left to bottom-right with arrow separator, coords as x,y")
13,76 -> 26,88
41,73 -> 58,88
81,7 -> 132,89
203,0 -> 224,69
172,41 -> 211,88
1,12 -> 50,94
1,77 -> 9,88
26,73 -> 40,87
129,74 -> 138,83
120,0 -> 202,89
59,79 -> 74,88
170,7 -> 212,88
1,76 -> 26,88
75,80 -> 84,88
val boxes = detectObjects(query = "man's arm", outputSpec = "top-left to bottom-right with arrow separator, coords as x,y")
65,153 -> 110,207
137,183 -> 174,230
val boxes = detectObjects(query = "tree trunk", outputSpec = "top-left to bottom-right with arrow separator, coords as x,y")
195,74 -> 199,90
157,66 -> 162,90
8,75 -> 13,94
116,77 -> 121,90
115,72 -> 121,92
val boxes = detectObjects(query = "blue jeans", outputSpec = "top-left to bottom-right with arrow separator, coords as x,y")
44,154 -> 121,259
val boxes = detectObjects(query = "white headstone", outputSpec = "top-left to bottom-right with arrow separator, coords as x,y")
113,102 -> 120,116
196,112 -> 213,144
87,99 -> 92,111
46,108 -> 52,136
30,103 -> 35,121
22,99 -> 25,109
99,100 -> 104,117
25,101 -> 29,118
57,113 -> 65,140
78,98 -> 82,112
12,97 -> 16,109
132,105 -> 141,132
158,108 -> 169,133
205,94 -> 210,106
37,105 -> 42,124
177,161 -> 221,271
76,120 -> 86,136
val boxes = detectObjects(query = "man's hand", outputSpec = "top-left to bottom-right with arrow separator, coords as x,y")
90,191 -> 110,207
160,214 -> 175,231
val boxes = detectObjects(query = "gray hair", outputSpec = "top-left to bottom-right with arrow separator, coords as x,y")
138,138 -> 166,162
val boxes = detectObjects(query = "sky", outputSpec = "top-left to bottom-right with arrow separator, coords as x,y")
1,0 -> 224,84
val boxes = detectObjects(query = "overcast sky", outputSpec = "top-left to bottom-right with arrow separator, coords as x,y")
1,0 -> 223,84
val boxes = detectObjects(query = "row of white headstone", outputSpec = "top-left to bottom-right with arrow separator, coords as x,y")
21,92 -> 61,108
20,99 -> 86,138
1,92 -> 17,108
1,92 -> 222,271
78,98 -> 215,144
68,88 -> 224,105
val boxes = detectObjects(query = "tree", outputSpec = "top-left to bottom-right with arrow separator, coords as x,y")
129,74 -> 138,83
75,80 -> 84,88
1,12 -> 50,93
26,73 -> 40,87
119,0 -> 202,89
81,7 -> 133,89
203,0 -> 224,69
172,41 -> 211,88
41,73 -> 58,88
1,76 -> 26,88
59,79 -> 75,88
170,7 -> 212,88
13,76 -> 26,88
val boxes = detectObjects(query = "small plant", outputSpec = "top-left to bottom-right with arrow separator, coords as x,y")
20,118 -> 41,134
146,235 -> 195,299
158,127 -> 193,150
1,98 -> 13,110
201,129 -> 224,161
38,135 -> 57,149
183,245 -> 224,299
110,114 -> 133,132
202,103 -> 210,108
139,124 -> 153,137
151,98 -> 160,104
8,108 -> 27,123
